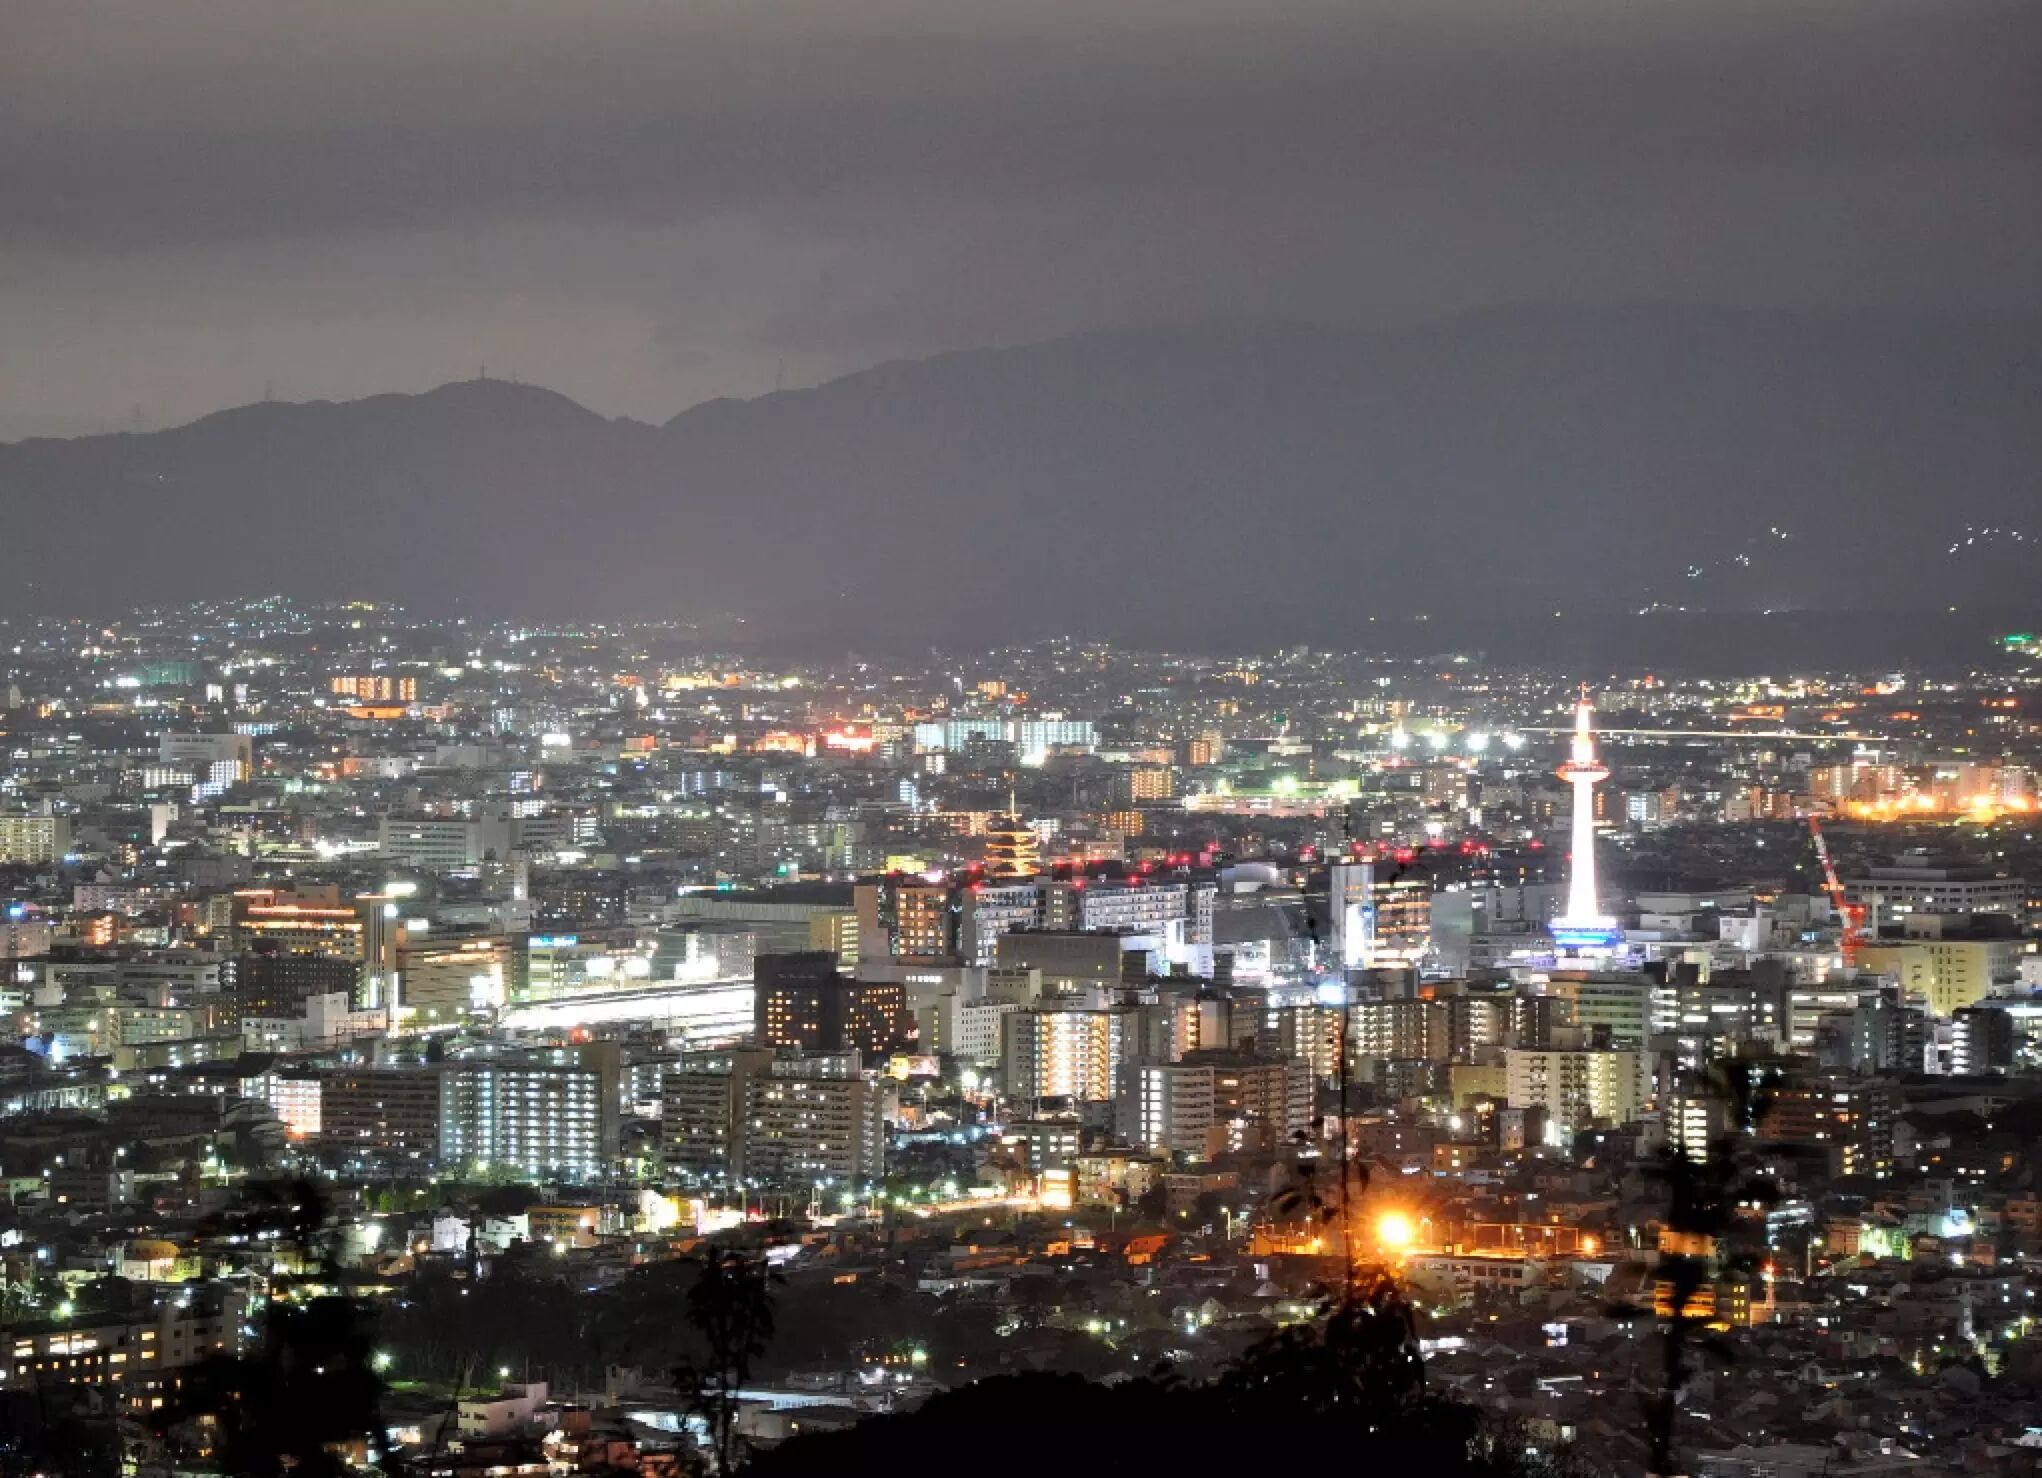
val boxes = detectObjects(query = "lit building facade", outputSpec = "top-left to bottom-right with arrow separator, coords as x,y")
1504,1046 -> 1645,1136
1003,1006 -> 1130,1105
439,1059 -> 605,1181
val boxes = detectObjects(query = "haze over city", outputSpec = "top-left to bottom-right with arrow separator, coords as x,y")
3,0 -> 2036,424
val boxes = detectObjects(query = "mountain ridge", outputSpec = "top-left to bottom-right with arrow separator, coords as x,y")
4,305 -> 2037,652
17,301 -> 2036,450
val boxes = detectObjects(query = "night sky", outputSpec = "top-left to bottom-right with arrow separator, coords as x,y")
5,0 -> 2037,440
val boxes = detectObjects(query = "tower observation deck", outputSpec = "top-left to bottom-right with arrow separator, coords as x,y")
1551,687 -> 1621,952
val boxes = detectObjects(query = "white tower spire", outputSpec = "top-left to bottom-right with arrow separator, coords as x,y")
1553,685 -> 1619,951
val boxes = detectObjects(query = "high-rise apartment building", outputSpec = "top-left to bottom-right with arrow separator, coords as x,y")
1127,1050 -> 1310,1160
440,1057 -> 606,1181
0,813 -> 72,864
1504,1046 -> 1645,1136
1347,998 -> 1452,1062
1544,973 -> 1654,1047
745,1062 -> 887,1187
661,1048 -> 883,1187
1042,877 -> 1214,946
1760,1073 -> 1898,1178
1003,1006 -> 1130,1105
317,1067 -> 445,1172
1950,1005 -> 2015,1075
1327,861 -> 1431,970
910,718 -> 1097,754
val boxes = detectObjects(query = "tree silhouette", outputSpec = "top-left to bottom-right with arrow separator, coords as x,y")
1216,1272 -> 1433,1431
154,1177 -> 388,1476
1631,1062 -> 1778,1478
164,1297 -> 388,1478
673,1243 -> 778,1474
741,1275 -> 1565,1478
0,1386 -> 122,1478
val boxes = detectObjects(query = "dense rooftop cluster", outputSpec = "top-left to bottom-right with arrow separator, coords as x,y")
3,599 -> 2041,1476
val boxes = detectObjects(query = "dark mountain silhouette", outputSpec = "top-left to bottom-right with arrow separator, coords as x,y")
3,306 -> 2037,656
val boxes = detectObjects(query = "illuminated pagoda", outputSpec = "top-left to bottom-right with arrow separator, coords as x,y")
983,788 -> 1041,879
1551,686 -> 1621,953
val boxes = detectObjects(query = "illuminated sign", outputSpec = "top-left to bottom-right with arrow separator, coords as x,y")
1551,924 -> 1623,949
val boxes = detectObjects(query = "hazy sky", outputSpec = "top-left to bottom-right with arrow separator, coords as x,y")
4,0 -> 2037,438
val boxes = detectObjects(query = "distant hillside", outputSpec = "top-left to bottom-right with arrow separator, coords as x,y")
3,306 -> 2037,654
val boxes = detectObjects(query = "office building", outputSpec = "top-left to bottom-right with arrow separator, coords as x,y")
996,929 -> 1155,993
667,891 -> 860,968
1845,855 -> 2026,927
398,931 -> 516,1027
855,878 -> 1041,967
158,732 -> 253,778
376,809 -> 525,873
230,948 -> 361,1020
1856,918 -> 2021,1015
754,951 -> 911,1056
228,885 -> 402,1011
519,927 -> 656,1005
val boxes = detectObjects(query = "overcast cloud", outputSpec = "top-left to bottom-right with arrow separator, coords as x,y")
3,0 -> 2036,437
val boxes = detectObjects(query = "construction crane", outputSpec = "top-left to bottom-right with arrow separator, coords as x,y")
1808,816 -> 1866,967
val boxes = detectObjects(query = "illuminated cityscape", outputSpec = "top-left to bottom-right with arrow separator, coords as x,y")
0,606 -> 2036,1472
5,1 -> 2041,1473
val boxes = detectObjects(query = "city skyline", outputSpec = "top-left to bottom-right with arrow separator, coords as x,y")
3,601 -> 2041,1472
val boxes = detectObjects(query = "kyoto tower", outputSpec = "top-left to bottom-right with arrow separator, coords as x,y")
1552,686 -> 1620,950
